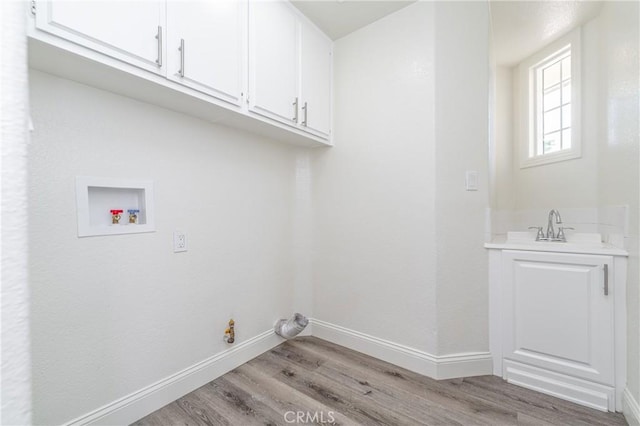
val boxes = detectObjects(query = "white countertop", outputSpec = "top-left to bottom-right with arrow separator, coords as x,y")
485,232 -> 628,256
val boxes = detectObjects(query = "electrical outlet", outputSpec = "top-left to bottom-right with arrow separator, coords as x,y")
173,231 -> 187,253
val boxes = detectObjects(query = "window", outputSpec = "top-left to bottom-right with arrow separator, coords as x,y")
519,29 -> 581,168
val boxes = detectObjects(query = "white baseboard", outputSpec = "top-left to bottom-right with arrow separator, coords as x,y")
310,319 -> 492,380
63,329 -> 283,426
297,320 -> 313,337
624,387 -> 640,426
63,319 -> 492,425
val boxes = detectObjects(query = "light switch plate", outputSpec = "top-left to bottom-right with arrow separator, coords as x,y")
465,171 -> 478,191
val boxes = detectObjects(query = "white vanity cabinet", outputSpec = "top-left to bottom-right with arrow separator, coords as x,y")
487,240 -> 627,412
166,0 -> 245,106
248,0 -> 332,137
503,251 -> 615,387
34,0 -> 165,74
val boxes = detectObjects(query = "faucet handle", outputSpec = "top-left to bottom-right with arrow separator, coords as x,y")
556,226 -> 574,242
528,226 -> 545,241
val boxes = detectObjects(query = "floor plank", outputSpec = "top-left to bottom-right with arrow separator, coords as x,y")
286,338 -> 520,425
133,336 -> 628,426
249,350 -> 422,425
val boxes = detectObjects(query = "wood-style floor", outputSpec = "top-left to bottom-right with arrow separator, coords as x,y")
133,337 -> 627,425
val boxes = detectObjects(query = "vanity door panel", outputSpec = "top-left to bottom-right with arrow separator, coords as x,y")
502,250 -> 614,385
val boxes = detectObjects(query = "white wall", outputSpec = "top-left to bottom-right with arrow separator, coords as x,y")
508,20 -> 600,211
595,1 -> 640,415
311,1 -> 438,354
1,2 -> 32,425
434,1 -> 490,355
493,11 -> 633,238
494,17 -> 603,221
311,1 -> 490,357
28,70 -> 302,424
493,67 -> 514,211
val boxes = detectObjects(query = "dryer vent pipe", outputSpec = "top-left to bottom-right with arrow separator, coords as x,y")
274,313 -> 308,339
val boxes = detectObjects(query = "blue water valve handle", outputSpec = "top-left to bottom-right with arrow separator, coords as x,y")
127,209 -> 140,224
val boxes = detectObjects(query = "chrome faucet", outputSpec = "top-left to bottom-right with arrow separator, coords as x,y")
546,209 -> 562,240
529,209 -> 572,242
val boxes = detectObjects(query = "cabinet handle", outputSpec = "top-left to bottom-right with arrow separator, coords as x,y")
155,26 -> 163,67
293,97 -> 298,123
603,264 -> 609,296
302,101 -> 308,127
178,38 -> 185,77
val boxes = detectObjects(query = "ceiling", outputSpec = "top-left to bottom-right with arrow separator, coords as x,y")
291,1 -> 415,40
490,1 -> 604,66
292,0 -> 604,68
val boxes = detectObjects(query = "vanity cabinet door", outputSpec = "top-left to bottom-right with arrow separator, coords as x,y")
166,0 -> 245,106
35,0 -> 164,74
502,250 -> 614,385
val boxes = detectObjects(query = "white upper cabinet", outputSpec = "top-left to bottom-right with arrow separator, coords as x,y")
300,20 -> 332,138
166,0 -> 245,106
248,0 -> 299,125
248,0 -> 332,139
31,0 -> 333,146
35,1 -> 165,74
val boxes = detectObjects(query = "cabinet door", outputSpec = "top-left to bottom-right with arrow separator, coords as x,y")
300,21 -> 332,138
35,1 -> 164,74
166,0 -> 245,106
502,251 -> 615,385
248,0 -> 299,125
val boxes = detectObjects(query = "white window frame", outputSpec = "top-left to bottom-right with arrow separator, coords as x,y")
518,28 -> 581,168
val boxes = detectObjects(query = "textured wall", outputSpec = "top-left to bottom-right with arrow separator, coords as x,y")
312,1 -> 492,357
28,71 -> 302,424
509,19 -> 600,210
312,1 -> 439,354
433,1 -> 490,355
1,1 -> 32,425
493,67 -> 515,212
595,0 -> 640,411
